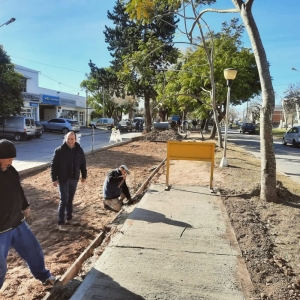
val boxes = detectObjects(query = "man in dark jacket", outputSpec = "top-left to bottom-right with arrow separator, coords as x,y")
51,131 -> 87,231
103,165 -> 133,211
0,139 -> 56,289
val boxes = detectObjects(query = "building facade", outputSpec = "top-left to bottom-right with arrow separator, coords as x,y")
15,65 -> 88,126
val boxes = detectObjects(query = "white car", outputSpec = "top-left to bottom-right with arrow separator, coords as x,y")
282,126 -> 300,147
89,118 -> 115,130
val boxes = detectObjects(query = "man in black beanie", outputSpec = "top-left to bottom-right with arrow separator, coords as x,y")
0,139 -> 56,290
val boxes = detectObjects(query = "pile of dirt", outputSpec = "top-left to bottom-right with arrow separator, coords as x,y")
140,129 -> 182,142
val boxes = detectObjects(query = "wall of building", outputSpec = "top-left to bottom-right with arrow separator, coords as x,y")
14,64 -> 88,126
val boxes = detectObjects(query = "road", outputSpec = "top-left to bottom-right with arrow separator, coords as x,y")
227,128 -> 300,184
12,128 -> 140,172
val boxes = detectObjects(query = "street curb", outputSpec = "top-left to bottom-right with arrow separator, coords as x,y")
19,138 -> 137,177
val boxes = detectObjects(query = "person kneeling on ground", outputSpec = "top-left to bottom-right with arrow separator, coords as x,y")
102,165 -> 133,211
0,139 -> 56,290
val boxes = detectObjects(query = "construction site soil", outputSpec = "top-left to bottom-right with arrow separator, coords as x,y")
1,129 -> 300,300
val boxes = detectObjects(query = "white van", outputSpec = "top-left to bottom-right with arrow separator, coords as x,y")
0,116 -> 36,141
89,118 -> 115,130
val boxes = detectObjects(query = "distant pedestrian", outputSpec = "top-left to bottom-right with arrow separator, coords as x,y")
192,120 -> 197,129
139,121 -> 144,132
135,120 -> 140,132
177,119 -> 181,132
0,139 -> 56,289
51,131 -> 87,232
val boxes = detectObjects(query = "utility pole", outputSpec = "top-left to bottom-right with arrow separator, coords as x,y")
102,87 -> 105,118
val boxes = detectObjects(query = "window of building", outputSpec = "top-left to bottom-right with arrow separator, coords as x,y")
79,111 -> 84,126
21,78 -> 27,92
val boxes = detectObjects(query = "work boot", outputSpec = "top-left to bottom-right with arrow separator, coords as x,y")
65,219 -> 80,226
42,275 -> 58,290
126,198 -> 134,205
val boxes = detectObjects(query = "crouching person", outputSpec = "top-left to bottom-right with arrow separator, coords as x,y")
0,139 -> 56,290
103,165 -> 133,211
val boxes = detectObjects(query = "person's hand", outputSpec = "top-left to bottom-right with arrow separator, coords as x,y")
122,173 -> 127,180
81,178 -> 86,183
22,207 -> 33,225
52,181 -> 59,187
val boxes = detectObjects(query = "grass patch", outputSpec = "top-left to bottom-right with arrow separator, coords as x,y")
272,127 -> 287,138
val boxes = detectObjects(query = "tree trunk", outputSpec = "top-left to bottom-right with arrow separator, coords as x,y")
233,0 -> 277,202
144,92 -> 152,132
159,107 -> 167,121
209,112 -> 224,139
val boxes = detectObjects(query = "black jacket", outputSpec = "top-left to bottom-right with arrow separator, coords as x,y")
103,168 -> 124,199
0,166 -> 30,233
51,142 -> 87,183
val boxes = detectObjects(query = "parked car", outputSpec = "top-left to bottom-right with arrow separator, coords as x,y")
240,122 -> 256,134
282,126 -> 300,147
35,121 -> 44,138
89,118 -> 115,130
0,116 -> 36,141
41,118 -> 80,134
117,119 -> 133,132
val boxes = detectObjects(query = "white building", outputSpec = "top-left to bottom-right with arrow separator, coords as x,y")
15,65 -> 88,126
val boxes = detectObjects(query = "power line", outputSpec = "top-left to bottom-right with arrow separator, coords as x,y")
11,56 -> 86,74
39,73 -> 81,92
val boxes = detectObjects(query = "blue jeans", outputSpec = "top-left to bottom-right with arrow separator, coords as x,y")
0,222 -> 51,288
58,179 -> 78,225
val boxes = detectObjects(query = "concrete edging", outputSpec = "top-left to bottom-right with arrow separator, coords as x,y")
40,138 -> 166,299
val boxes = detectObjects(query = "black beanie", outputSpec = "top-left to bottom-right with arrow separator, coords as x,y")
0,139 -> 17,159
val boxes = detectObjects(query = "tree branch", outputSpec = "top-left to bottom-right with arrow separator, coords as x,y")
245,0 -> 254,12
189,8 -> 239,38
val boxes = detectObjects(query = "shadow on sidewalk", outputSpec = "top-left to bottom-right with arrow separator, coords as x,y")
129,208 -> 192,228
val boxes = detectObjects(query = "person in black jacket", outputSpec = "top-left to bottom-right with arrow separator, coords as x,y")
51,131 -> 87,232
0,139 -> 56,289
102,165 -> 133,211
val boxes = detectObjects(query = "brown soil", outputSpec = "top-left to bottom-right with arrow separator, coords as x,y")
1,130 -> 300,300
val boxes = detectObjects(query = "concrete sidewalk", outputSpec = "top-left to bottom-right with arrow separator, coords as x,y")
70,184 -> 252,300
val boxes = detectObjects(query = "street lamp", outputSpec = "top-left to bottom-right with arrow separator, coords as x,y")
220,68 -> 237,168
0,18 -> 16,28
292,67 -> 300,72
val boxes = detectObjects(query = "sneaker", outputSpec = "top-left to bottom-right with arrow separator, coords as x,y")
65,219 -> 80,226
43,275 -> 57,289
57,225 -> 68,231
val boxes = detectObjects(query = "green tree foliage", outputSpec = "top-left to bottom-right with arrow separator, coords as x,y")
104,0 -> 179,131
156,19 -> 260,126
0,47 -> 23,115
82,62 -> 137,121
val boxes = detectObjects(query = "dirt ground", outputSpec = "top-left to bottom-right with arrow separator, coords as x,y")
1,129 -> 300,300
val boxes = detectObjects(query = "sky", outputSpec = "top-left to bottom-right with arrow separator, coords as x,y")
0,0 -> 299,117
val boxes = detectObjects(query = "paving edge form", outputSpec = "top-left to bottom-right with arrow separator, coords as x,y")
41,153 -> 166,300
42,231 -> 106,300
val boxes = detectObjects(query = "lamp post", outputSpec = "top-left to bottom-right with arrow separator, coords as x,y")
220,68 -> 237,168
102,87 -> 105,118
0,18 -> 16,28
